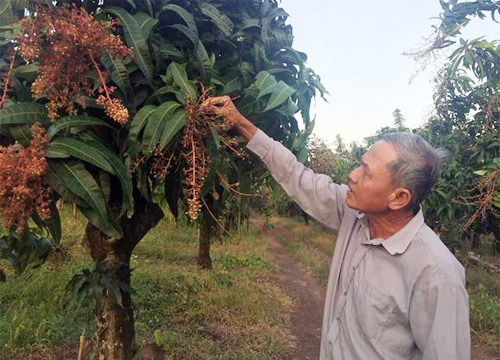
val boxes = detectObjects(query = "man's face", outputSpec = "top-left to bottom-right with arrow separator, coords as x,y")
346,140 -> 399,214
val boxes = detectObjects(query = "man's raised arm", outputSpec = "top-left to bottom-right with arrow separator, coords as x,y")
201,96 -> 346,230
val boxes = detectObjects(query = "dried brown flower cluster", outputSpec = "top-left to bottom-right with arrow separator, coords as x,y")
150,144 -> 178,180
17,4 -> 132,122
0,123 -> 51,233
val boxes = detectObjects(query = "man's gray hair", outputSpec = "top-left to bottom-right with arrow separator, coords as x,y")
380,132 -> 449,213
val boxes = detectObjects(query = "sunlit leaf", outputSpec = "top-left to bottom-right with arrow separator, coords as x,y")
104,7 -> 154,85
142,101 -> 182,153
168,62 -> 198,103
48,159 -> 121,239
200,3 -> 234,37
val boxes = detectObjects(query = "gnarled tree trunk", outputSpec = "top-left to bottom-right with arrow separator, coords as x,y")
84,195 -> 164,360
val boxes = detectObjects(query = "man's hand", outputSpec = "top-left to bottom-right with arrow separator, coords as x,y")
201,95 -> 257,141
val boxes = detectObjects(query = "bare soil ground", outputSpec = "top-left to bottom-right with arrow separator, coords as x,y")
267,235 -> 325,359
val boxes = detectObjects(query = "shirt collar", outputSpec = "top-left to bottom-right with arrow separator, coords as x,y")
357,209 -> 425,255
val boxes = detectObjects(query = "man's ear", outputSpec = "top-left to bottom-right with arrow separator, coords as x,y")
388,188 -> 412,211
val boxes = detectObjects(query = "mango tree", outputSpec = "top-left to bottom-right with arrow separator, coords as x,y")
415,0 -> 499,250
0,0 -> 325,358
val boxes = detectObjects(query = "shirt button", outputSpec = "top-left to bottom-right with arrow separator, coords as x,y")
344,291 -> 347,296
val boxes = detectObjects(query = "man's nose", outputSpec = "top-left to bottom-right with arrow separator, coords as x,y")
348,166 -> 360,184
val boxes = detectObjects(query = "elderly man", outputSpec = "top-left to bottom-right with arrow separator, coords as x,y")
201,96 -> 470,360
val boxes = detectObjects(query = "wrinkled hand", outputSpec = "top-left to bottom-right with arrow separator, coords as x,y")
200,96 -> 257,140
200,95 -> 244,126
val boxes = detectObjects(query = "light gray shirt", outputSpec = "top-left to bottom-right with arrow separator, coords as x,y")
247,130 -> 470,360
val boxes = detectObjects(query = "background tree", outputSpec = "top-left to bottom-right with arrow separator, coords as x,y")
0,0 -> 325,358
364,108 -> 409,146
392,108 -> 407,131
414,0 -> 499,251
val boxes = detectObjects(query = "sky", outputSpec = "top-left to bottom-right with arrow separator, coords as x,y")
282,0 -> 498,145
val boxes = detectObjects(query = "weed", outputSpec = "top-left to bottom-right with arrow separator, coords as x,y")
469,284 -> 500,335
215,253 -> 273,271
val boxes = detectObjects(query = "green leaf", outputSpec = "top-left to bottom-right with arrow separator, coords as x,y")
167,24 -> 197,44
163,4 -> 198,37
79,206 -> 123,240
142,101 -> 181,153
255,71 -> 277,99
210,126 -> 221,149
48,138 -> 134,218
104,6 -> 154,85
297,146 -> 308,164
90,142 -> 134,218
0,0 -> 14,25
8,125 -> 32,146
128,104 -> 157,159
31,202 -> 62,244
46,168 -> 89,208
47,115 -> 113,140
13,64 -> 39,82
0,102 -> 49,126
159,44 -> 183,59
100,54 -> 134,106
168,62 -> 198,103
159,107 -> 186,149
200,3 -> 234,37
48,159 -> 121,239
240,19 -> 260,31
195,39 -> 212,84
48,138 -> 115,174
133,12 -> 158,38
264,82 -> 296,111
222,74 -> 243,94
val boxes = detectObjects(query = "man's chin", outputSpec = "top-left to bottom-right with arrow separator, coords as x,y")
345,197 -> 359,211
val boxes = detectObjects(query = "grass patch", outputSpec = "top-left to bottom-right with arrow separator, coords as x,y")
1,211 -> 498,359
132,218 -> 293,359
0,257 -> 95,358
466,264 -> 500,355
0,209 -> 93,359
1,212 -> 294,359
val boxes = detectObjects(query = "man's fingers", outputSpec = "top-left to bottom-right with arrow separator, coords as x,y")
201,96 -> 226,110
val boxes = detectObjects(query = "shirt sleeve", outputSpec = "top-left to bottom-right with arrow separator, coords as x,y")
246,129 -> 347,231
409,270 -> 470,360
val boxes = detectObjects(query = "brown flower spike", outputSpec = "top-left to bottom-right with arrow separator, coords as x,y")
17,4 -> 132,123
0,124 -> 51,233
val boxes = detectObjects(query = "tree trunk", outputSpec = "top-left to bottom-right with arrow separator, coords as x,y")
84,194 -> 164,360
198,215 -> 212,269
95,253 -> 135,360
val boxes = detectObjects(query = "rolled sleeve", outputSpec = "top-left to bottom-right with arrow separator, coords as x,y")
247,129 -> 346,231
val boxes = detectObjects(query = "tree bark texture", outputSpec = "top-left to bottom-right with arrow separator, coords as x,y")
84,194 -> 164,360
198,215 -> 212,269
95,253 -> 135,360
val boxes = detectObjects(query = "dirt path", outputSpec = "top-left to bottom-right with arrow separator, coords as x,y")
255,218 -> 325,360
